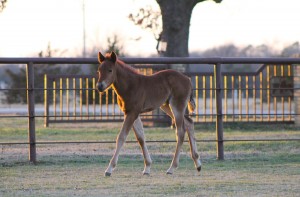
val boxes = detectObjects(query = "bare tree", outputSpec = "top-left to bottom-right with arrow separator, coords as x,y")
128,6 -> 163,54
157,0 -> 222,57
130,0 -> 222,57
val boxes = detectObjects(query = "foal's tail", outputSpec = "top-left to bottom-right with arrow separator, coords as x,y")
188,91 -> 196,114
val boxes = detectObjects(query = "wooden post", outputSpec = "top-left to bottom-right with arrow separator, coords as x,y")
60,78 -> 63,120
214,63 -> 224,160
294,64 -> 300,126
44,74 -> 49,127
26,62 -> 36,164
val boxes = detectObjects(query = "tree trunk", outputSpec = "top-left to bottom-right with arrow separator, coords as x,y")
157,0 -> 200,57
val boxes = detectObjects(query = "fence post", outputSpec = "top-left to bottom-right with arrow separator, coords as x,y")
294,64 -> 300,126
44,74 -> 49,127
26,62 -> 36,164
214,63 -> 224,160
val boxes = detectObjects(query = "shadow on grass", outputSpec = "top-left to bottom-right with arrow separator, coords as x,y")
2,152 -> 299,171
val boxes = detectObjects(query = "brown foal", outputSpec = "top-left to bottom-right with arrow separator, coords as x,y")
96,51 -> 201,176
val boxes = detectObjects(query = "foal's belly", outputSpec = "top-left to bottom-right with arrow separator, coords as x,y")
141,94 -> 169,114
140,78 -> 171,113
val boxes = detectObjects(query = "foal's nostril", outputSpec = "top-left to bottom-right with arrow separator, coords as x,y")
97,82 -> 103,92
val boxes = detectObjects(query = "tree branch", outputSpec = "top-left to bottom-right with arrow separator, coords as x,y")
0,0 -> 7,12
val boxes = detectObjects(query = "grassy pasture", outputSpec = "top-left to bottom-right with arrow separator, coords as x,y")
0,118 -> 299,196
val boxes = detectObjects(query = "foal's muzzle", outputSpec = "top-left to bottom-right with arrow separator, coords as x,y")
97,82 -> 104,92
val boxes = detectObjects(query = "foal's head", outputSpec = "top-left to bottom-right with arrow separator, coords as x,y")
96,51 -> 117,92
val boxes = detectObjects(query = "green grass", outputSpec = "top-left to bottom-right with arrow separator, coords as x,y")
0,118 -> 300,196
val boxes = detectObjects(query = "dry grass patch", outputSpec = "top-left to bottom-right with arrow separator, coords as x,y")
1,120 -> 300,196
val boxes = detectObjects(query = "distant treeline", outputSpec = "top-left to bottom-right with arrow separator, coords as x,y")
192,42 -> 299,58
0,42 -> 299,104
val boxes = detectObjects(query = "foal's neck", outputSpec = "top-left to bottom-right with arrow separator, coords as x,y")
112,61 -> 139,97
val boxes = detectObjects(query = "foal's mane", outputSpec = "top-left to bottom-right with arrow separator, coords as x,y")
116,59 -> 140,75
104,53 -> 139,75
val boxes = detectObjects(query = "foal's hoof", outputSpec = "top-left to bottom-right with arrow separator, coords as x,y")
143,172 -> 150,176
104,172 -> 111,177
166,167 -> 174,175
197,166 -> 201,172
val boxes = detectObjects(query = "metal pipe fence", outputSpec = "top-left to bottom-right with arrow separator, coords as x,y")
43,64 -> 295,125
1,57 -> 300,163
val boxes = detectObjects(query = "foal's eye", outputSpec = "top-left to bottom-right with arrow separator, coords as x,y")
108,69 -> 112,73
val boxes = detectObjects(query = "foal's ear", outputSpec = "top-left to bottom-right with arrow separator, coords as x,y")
98,52 -> 105,63
110,51 -> 117,63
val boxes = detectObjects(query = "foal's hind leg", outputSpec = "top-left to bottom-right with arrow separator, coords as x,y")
160,104 -> 175,123
184,116 -> 202,172
166,103 -> 186,174
161,104 -> 201,173
132,116 -> 152,175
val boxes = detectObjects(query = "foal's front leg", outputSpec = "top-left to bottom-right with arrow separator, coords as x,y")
132,116 -> 152,175
105,113 -> 137,176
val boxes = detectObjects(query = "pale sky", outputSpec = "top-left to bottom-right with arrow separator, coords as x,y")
0,0 -> 299,57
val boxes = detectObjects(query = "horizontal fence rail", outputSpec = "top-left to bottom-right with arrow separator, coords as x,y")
1,57 -> 300,163
1,57 -> 300,64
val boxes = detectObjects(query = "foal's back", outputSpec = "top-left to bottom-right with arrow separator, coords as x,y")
139,69 -> 192,109
144,69 -> 192,94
